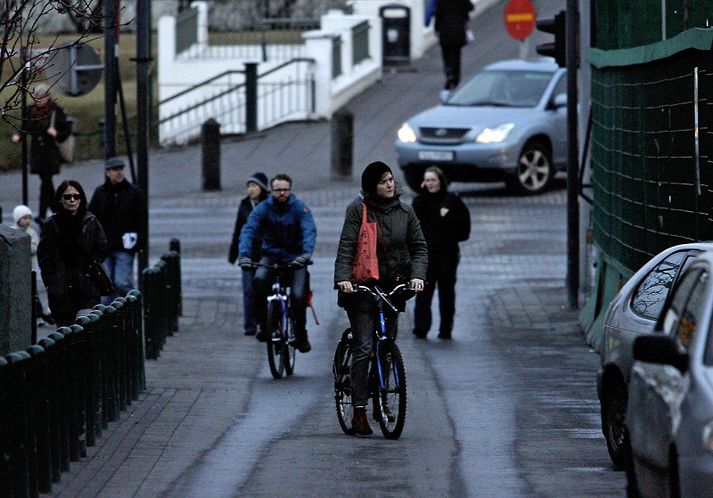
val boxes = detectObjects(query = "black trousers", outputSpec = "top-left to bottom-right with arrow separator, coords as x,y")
414,252 -> 459,336
254,256 -> 309,338
38,173 -> 55,220
440,44 -> 463,90
346,306 -> 397,407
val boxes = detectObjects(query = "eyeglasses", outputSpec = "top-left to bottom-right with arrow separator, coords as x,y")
273,188 -> 291,193
62,194 -> 81,201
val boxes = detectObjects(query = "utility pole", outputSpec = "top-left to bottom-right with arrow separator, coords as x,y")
136,0 -> 151,277
566,0 -> 580,309
103,0 -> 118,159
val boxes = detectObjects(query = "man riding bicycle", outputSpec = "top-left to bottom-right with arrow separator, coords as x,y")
335,161 -> 427,435
239,173 -> 317,353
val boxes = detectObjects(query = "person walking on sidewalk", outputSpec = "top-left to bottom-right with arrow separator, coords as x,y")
412,166 -> 470,340
38,180 -> 108,326
238,173 -> 317,353
335,161 -> 428,435
427,0 -> 474,92
88,157 -> 147,302
11,83 -> 71,223
228,171 -> 269,336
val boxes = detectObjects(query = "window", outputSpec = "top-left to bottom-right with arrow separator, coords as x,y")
673,270 -> 708,353
631,251 -> 687,319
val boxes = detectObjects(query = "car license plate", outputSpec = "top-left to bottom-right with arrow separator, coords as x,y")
418,150 -> 454,161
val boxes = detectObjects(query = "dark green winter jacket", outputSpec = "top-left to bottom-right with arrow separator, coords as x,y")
334,193 -> 428,293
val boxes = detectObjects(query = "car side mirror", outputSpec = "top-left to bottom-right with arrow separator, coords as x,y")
633,334 -> 689,373
551,93 -> 567,109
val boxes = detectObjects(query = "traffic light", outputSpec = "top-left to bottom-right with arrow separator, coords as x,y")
536,10 -> 566,68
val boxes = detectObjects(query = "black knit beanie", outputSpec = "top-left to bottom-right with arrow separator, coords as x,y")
361,161 -> 392,195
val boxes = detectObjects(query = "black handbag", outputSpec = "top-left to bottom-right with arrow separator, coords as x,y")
86,257 -> 114,296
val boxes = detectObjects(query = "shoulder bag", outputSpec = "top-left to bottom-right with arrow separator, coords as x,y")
50,110 -> 75,163
351,203 -> 380,283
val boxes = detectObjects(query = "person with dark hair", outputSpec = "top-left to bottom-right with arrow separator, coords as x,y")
429,0 -> 474,92
239,173 -> 317,352
334,161 -> 428,435
88,156 -> 147,303
412,166 -> 470,339
12,83 -> 71,223
228,171 -> 270,335
38,180 -> 109,326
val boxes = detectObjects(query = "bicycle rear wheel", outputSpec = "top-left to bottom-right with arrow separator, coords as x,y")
372,341 -> 407,439
266,300 -> 285,379
333,329 -> 355,435
284,315 -> 297,376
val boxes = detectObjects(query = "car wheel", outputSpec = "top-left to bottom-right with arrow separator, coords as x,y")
602,379 -> 628,468
507,141 -> 553,194
403,167 -> 425,193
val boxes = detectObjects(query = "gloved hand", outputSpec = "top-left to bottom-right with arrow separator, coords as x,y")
292,255 -> 310,268
239,256 -> 254,270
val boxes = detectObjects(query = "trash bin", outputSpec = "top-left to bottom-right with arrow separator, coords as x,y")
380,4 -> 410,66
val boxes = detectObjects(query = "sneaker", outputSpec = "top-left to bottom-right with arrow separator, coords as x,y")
41,312 -> 55,325
437,332 -> 452,340
290,337 -> 311,353
352,407 -> 373,436
412,329 -> 427,339
256,327 -> 269,342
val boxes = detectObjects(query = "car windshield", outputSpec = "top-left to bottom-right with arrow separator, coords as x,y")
446,70 -> 554,108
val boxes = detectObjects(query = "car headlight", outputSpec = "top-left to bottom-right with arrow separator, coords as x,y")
475,123 -> 515,144
397,123 -> 417,143
702,421 -> 713,452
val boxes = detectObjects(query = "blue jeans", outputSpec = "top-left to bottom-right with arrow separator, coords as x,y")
241,268 -> 257,334
102,251 -> 135,304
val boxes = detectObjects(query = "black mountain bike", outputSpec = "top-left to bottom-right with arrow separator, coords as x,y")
257,262 -> 302,379
332,283 -> 413,439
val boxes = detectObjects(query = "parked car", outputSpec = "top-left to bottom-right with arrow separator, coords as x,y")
394,58 -> 566,194
598,242 -> 713,467
626,251 -> 713,497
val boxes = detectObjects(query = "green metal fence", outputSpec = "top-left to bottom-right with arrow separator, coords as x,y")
590,31 -> 713,275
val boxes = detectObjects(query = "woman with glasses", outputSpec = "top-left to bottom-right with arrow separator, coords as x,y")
38,180 -> 108,326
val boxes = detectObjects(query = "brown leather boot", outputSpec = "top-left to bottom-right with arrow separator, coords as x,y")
352,406 -> 373,436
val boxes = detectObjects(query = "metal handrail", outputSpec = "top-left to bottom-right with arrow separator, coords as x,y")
159,58 -> 315,125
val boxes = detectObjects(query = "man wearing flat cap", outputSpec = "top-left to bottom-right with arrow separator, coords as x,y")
88,156 -> 147,301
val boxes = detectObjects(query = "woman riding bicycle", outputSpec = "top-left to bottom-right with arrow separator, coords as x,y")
334,161 -> 428,435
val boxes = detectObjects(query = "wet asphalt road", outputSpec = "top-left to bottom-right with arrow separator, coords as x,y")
0,0 -> 627,495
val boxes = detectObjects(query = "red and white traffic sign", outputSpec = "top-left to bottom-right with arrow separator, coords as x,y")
504,0 -> 536,41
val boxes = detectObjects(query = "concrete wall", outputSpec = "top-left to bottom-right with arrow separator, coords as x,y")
0,225 -> 32,355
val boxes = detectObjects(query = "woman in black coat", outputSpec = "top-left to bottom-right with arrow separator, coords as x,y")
412,166 -> 471,339
434,0 -> 474,90
12,84 -> 71,222
38,180 -> 109,326
335,161 -> 428,435
228,172 -> 269,335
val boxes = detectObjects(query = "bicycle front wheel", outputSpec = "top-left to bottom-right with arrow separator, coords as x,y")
372,341 -> 407,439
266,300 -> 285,379
333,330 -> 355,435
284,315 -> 297,376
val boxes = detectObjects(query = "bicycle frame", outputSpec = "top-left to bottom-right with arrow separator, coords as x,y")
265,268 -> 293,342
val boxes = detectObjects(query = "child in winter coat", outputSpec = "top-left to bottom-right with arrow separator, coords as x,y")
12,204 -> 54,326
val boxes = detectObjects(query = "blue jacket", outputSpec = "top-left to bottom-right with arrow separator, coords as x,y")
239,194 -> 317,263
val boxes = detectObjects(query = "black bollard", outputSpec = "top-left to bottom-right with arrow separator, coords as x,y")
201,118 -> 221,191
330,108 -> 354,180
27,344 -> 52,494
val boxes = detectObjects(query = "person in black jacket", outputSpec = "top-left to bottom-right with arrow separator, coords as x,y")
38,180 -> 109,326
433,0 -> 474,91
12,83 -> 71,223
88,157 -> 147,302
412,166 -> 470,339
228,172 -> 269,335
